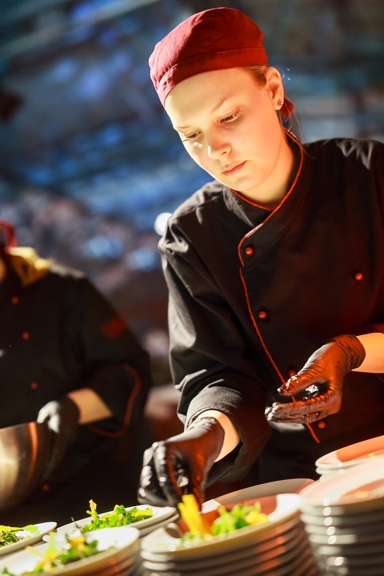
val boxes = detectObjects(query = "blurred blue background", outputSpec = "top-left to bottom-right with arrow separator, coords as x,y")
1,0 -> 383,384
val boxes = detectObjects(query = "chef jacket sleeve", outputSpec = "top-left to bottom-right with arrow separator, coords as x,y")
361,140 -> 384,336
160,243 -> 271,482
71,276 -> 152,436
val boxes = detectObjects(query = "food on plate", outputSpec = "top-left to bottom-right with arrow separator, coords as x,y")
1,533 -> 108,575
0,526 -> 39,548
178,494 -> 269,545
80,499 -> 153,532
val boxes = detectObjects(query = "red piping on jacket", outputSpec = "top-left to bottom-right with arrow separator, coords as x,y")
87,363 -> 142,438
236,132 -> 320,444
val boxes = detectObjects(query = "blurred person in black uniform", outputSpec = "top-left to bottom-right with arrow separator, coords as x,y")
0,219 -> 152,526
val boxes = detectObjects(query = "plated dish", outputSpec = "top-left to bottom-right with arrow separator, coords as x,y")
140,487 -> 317,576
0,523 -> 57,557
141,493 -> 303,557
0,526 -> 139,576
51,503 -> 176,543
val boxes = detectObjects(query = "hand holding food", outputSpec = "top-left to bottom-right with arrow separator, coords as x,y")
138,417 -> 224,507
37,396 -> 80,477
265,335 -> 366,424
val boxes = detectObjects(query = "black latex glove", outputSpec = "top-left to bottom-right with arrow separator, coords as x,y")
37,395 -> 80,478
138,416 -> 224,508
265,334 -> 366,425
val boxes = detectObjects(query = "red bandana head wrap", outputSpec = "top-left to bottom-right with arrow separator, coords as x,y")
149,7 -> 294,117
0,219 -> 17,252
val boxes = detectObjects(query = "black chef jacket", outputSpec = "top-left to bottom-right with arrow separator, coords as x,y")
0,249 -> 152,523
159,136 -> 384,484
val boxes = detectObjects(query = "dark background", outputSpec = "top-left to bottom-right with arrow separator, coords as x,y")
1,0 -> 384,387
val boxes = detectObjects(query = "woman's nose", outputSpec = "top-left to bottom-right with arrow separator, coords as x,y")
206,132 -> 230,159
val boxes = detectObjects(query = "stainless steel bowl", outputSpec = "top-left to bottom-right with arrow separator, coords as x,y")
0,421 -> 53,511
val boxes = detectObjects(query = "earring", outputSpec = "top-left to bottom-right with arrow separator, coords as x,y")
277,100 -> 284,109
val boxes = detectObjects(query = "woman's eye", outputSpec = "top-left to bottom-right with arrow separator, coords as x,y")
220,111 -> 240,123
182,132 -> 199,142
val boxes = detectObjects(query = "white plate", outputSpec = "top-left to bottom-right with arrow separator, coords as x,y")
303,517 -> 384,537
0,526 -> 139,576
317,553 -> 384,576
300,456 -> 384,510
86,549 -> 141,576
315,435 -> 384,470
55,505 -> 176,539
141,493 -> 302,559
0,522 -> 57,557
202,478 -> 313,512
138,512 -> 181,538
300,505 -> 384,527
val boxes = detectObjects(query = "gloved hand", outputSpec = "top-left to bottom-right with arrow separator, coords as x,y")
37,396 -> 80,478
265,335 -> 366,425
138,416 -> 224,508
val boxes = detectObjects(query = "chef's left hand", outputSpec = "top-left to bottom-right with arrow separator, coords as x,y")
37,396 -> 80,478
265,335 -> 366,424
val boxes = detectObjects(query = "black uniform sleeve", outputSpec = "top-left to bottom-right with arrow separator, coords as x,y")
161,236 -> 271,482
71,276 -> 152,437
362,140 -> 384,336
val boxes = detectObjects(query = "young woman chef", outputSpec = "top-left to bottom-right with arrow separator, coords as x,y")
138,7 -> 384,508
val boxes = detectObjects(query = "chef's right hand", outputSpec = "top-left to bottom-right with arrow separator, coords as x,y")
138,417 -> 224,508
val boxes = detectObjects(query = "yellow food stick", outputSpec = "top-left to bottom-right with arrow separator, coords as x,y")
178,494 -> 212,535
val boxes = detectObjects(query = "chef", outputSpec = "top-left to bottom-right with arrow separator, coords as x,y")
138,7 -> 384,508
0,219 -> 152,524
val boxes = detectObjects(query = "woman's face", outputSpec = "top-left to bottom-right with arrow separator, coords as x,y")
165,67 -> 293,206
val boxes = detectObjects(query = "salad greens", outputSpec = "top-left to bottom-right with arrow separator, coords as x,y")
211,502 -> 269,535
80,499 -> 153,532
180,499 -> 269,546
0,526 -> 39,548
2,533 -> 104,575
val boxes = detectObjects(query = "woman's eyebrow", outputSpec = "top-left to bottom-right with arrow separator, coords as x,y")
173,97 -> 235,131
173,123 -> 192,130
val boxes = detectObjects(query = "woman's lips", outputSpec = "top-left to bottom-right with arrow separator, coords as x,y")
222,161 -> 246,176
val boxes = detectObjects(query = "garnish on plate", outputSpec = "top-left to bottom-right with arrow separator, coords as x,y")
0,526 -> 39,548
178,494 -> 269,545
1,532 -> 105,575
80,499 -> 153,532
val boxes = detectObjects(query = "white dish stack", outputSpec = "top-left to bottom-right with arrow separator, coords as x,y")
140,490 -> 318,576
315,434 -> 384,482
299,456 -> 384,575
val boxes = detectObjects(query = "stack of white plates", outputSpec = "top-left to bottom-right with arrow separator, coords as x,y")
140,483 -> 319,576
0,525 -> 142,576
299,456 -> 384,575
55,504 -> 179,540
315,435 -> 384,481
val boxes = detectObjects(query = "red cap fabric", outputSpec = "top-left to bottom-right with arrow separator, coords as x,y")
0,220 -> 17,251
149,7 -> 294,117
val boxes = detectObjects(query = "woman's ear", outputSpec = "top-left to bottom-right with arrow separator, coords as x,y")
265,67 -> 285,110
